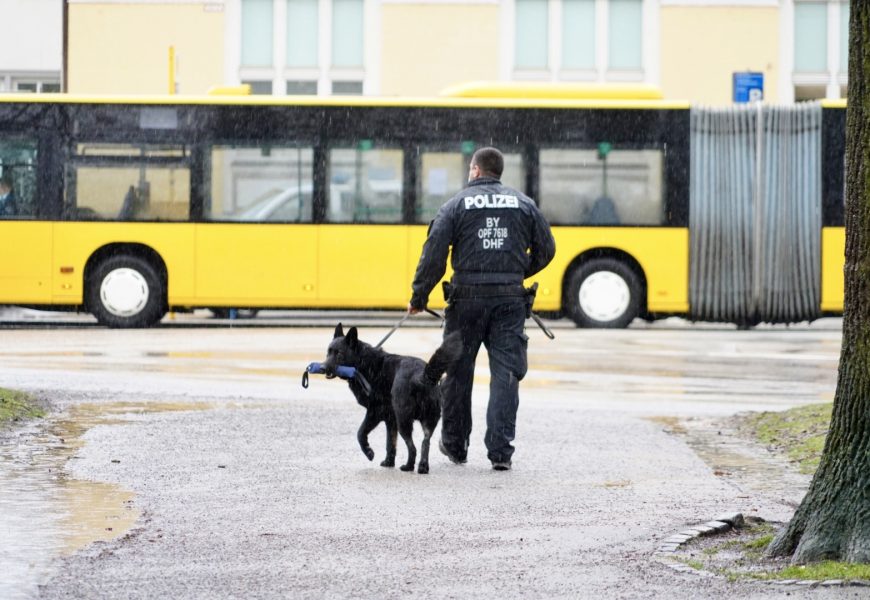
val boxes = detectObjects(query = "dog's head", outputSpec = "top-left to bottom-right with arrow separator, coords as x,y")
323,323 -> 361,378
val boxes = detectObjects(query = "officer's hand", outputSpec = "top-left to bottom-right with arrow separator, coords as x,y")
407,303 -> 422,315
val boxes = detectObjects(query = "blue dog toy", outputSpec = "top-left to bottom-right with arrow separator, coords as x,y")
302,362 -> 371,395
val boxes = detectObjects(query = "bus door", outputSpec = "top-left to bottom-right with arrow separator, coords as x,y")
0,136 -> 51,303
195,145 -> 318,306
317,145 -> 407,307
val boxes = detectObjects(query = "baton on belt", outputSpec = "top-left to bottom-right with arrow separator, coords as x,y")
526,283 -> 555,340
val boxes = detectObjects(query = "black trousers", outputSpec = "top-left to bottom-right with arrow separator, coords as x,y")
441,296 -> 529,464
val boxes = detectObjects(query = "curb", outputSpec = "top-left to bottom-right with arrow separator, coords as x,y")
654,512 -> 870,588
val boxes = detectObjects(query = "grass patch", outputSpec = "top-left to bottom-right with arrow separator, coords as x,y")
741,533 -> 775,561
0,388 -> 44,426
680,558 -> 705,570
743,533 -> 774,550
676,519 -> 870,583
679,409 -> 870,582
739,402 -> 831,474
773,561 -> 870,582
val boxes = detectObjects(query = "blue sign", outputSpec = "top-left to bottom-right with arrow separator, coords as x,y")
733,72 -> 764,103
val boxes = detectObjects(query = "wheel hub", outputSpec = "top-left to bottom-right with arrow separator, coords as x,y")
99,268 -> 149,317
578,271 -> 631,322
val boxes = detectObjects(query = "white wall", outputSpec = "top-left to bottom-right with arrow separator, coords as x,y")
0,0 -> 63,72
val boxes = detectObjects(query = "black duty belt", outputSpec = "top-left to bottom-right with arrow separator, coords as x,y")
442,281 -> 555,340
448,284 -> 527,299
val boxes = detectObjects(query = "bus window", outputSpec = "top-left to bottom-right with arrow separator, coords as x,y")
500,153 -> 526,194
207,145 -> 314,223
0,138 -> 37,218
416,148 -> 526,223
66,144 -> 190,221
328,145 -> 402,223
417,151 -> 467,223
538,147 -> 664,226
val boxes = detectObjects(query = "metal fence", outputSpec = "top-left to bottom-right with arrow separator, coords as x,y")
689,103 -> 822,324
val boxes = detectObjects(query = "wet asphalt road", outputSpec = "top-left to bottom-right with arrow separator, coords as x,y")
0,313 -> 859,599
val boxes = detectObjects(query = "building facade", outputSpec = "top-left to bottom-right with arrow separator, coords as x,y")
4,0 -> 851,105
0,0 -> 63,93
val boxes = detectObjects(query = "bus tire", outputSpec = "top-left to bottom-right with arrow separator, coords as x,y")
564,259 -> 642,329
87,255 -> 166,328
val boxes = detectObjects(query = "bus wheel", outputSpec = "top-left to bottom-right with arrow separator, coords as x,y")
565,259 -> 642,328
87,255 -> 166,328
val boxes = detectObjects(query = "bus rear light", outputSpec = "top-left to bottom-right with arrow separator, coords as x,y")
60,266 -> 74,274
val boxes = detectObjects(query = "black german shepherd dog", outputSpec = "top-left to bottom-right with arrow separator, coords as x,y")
323,324 -> 461,474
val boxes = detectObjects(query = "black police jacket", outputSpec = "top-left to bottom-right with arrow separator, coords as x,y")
410,176 -> 556,309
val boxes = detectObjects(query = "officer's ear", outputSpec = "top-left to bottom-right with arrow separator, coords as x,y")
334,323 -> 344,338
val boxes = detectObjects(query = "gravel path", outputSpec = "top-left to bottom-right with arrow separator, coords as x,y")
0,325 -> 854,598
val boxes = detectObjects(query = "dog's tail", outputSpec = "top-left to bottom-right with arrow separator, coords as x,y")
421,331 -> 463,386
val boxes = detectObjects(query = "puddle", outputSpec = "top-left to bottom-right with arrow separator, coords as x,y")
644,416 -> 687,434
0,400 -> 209,600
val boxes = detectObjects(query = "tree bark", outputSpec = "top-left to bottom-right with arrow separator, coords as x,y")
767,2 -> 870,564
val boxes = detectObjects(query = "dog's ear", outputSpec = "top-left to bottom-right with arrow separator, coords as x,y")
346,326 -> 358,346
334,323 -> 344,338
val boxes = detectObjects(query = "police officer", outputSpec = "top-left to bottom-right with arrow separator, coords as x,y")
408,147 -> 555,470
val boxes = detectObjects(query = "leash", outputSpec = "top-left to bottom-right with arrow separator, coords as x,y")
374,308 -> 443,349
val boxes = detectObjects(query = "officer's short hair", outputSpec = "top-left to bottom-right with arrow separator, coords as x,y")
471,147 -> 504,179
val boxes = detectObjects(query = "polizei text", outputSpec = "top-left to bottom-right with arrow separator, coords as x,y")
463,194 -> 520,210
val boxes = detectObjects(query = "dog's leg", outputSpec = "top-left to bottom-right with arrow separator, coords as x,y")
398,421 -> 416,472
357,411 -> 380,461
418,424 -> 433,474
380,418 -> 397,468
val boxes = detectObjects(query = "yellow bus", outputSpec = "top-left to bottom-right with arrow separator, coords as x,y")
0,87 -> 845,328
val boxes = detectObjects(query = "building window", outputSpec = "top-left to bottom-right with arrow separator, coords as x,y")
332,0 -> 364,68
791,0 -> 849,100
512,0 -> 645,81
287,80 -> 318,95
241,0 -> 274,67
562,0 -> 595,71
243,80 -> 273,95
238,0 -> 366,96
0,75 -> 62,94
794,2 -> 827,73
515,0 -> 549,70
840,1 -> 849,74
331,81 -> 362,95
287,0 -> 318,68
608,0 -> 642,71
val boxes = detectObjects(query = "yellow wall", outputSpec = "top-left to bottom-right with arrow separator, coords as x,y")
380,4 -> 500,96
68,4 -> 224,95
660,7 -> 779,105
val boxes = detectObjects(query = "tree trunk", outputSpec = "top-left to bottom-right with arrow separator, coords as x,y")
767,2 -> 870,564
